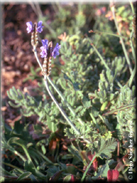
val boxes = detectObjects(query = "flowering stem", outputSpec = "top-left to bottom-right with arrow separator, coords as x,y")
33,46 -> 84,126
111,4 -> 133,75
44,76 -> 80,135
29,2 -> 56,37
45,77 -> 91,143
33,46 -> 43,70
47,76 -> 84,126
33,46 -> 90,143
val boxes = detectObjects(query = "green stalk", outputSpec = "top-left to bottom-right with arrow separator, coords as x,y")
22,146 -> 32,162
4,142 -> 26,162
89,112 -> 99,129
129,0 -> 135,14
36,150 -> 54,164
128,66 -> 136,87
1,167 -> 17,178
13,150 -> 27,162
130,31 -> 136,63
111,5 -> 133,75
91,43 -> 110,70
44,76 -> 80,135
128,30 -> 136,87
81,154 -> 97,181
47,76 -> 84,126
89,30 -> 127,40
91,43 -> 122,88
102,103 -> 134,116
3,162 -> 24,174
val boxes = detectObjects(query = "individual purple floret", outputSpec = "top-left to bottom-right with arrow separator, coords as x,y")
37,21 -> 44,33
41,39 -> 49,49
40,46 -> 48,58
52,43 -> 61,59
26,21 -> 33,33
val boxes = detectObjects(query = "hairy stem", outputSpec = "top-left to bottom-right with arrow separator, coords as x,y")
44,76 -> 80,135
47,76 -> 84,126
45,76 -> 91,143
33,46 -> 43,70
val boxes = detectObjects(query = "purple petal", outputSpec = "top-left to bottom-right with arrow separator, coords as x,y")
40,46 -> 47,58
37,21 -> 44,33
42,39 -> 48,49
26,21 -> 33,33
52,43 -> 61,59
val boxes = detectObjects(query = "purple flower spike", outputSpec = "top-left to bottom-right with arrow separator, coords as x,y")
40,46 -> 47,58
42,39 -> 49,49
52,43 -> 61,59
26,21 -> 33,33
37,21 -> 44,33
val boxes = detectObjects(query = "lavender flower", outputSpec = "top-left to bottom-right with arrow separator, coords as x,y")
40,39 -> 48,58
41,39 -> 49,49
40,46 -> 48,58
37,21 -> 44,33
26,21 -> 33,33
40,40 -> 61,59
26,21 -> 43,34
52,43 -> 61,59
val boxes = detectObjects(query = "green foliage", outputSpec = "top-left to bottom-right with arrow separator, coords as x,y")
39,3 -> 92,41
2,120 -> 52,181
95,138 -> 117,159
92,163 -> 109,180
7,87 -> 59,132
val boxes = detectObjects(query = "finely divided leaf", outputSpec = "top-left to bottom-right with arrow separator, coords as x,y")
97,138 -> 117,159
